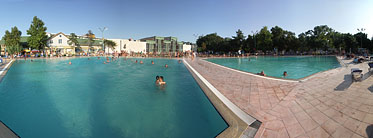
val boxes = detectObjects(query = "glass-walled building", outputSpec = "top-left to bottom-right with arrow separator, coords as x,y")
140,36 -> 184,55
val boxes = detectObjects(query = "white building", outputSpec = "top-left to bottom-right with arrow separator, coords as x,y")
105,39 -> 147,54
182,44 -> 192,52
47,32 -> 75,54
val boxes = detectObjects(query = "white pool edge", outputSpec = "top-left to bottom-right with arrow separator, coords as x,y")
183,59 -> 257,126
0,60 -> 13,76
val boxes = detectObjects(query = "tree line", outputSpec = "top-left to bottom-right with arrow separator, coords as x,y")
196,25 -> 373,55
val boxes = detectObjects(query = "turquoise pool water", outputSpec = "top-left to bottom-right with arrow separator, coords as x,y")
0,58 -> 227,138
206,56 -> 341,79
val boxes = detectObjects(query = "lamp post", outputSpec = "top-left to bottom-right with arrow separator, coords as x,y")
357,28 -> 365,49
193,34 -> 199,52
99,27 -> 108,54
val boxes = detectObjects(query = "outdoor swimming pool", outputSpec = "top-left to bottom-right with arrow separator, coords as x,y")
0,58 -> 227,138
206,56 -> 341,79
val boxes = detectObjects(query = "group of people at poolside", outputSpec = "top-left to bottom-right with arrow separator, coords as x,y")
258,70 -> 288,78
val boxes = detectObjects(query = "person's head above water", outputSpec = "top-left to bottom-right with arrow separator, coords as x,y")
156,76 -> 159,80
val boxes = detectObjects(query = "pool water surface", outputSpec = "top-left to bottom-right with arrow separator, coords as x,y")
206,56 -> 341,79
0,58 -> 227,138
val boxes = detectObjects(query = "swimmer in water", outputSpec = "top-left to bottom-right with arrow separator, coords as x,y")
178,60 -> 182,63
151,61 -> 154,64
140,60 -> 143,64
283,71 -> 287,77
257,70 -> 266,76
104,61 -> 107,64
159,76 -> 166,85
155,76 -> 160,84
69,61 -> 72,65
165,64 -> 168,68
135,60 -> 138,63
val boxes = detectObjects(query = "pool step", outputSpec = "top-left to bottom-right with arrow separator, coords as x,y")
0,121 -> 19,138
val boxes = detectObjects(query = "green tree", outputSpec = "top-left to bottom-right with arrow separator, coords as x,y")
2,26 -> 22,57
271,26 -> 285,52
86,30 -> 95,54
68,33 -> 80,52
354,32 -> 370,50
307,25 -> 334,51
27,16 -> 48,51
256,26 -> 273,52
201,42 -> 207,51
104,39 -> 117,51
231,29 -> 246,52
344,33 -> 358,53
196,33 -> 224,52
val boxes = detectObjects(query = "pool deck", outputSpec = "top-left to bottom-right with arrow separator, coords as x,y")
0,121 -> 19,138
184,57 -> 373,138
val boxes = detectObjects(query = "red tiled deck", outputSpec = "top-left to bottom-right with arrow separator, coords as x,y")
185,57 -> 373,138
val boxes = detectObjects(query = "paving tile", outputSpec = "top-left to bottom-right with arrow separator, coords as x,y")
343,117 -> 362,132
331,125 -> 354,138
306,126 -> 330,138
351,133 -> 364,138
282,115 -> 299,127
306,109 -> 329,125
294,111 -> 312,121
357,104 -> 371,112
264,120 -> 285,131
350,110 -> 367,121
321,119 -> 341,135
261,129 -> 278,138
362,113 -> 373,124
277,128 -> 290,138
314,103 -> 329,112
355,122 -> 369,138
299,118 -> 319,132
285,123 -> 306,138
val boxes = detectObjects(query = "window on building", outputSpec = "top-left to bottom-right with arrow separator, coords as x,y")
58,39 -> 62,44
50,40 -> 53,44
59,35 -> 62,37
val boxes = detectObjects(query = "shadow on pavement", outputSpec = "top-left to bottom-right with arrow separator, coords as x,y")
367,124 -> 373,138
334,74 -> 353,91
362,71 -> 372,81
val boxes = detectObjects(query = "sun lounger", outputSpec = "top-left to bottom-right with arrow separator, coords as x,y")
351,68 -> 363,82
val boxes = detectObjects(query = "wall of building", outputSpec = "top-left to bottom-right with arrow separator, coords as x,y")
47,33 -> 70,48
183,44 -> 192,52
106,39 -> 147,53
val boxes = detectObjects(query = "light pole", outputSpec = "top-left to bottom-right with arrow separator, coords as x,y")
357,28 -> 365,49
99,27 -> 108,54
193,34 -> 199,52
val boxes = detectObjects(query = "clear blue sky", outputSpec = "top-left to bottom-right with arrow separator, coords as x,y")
0,0 -> 372,42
